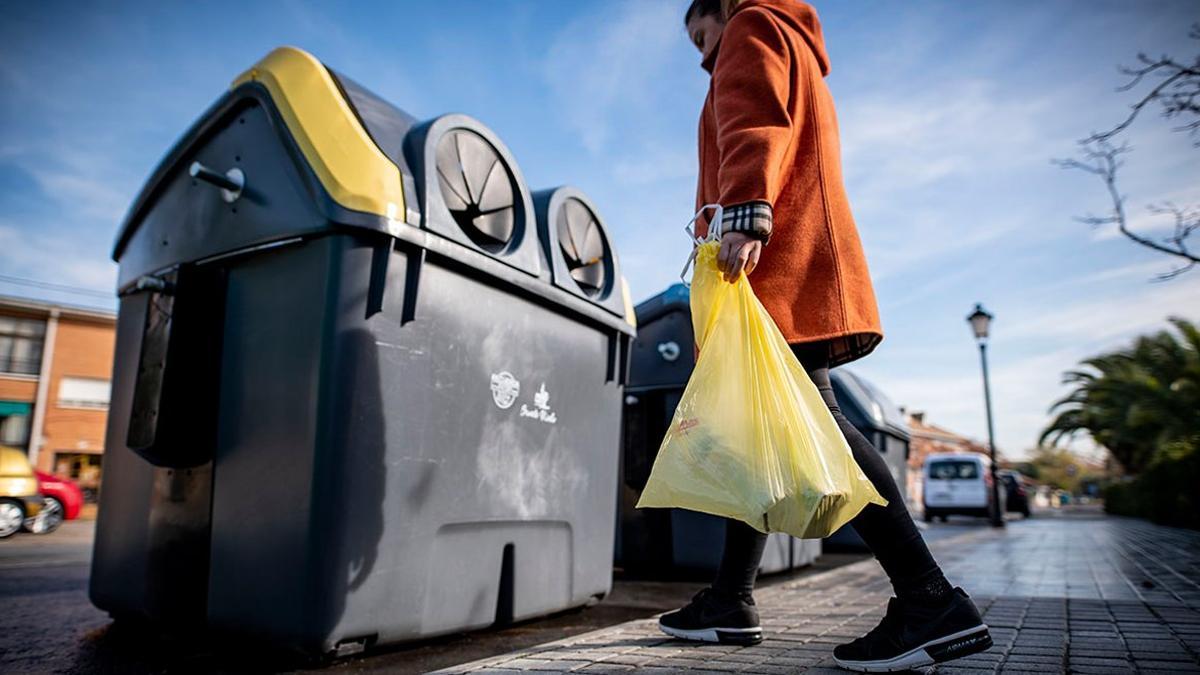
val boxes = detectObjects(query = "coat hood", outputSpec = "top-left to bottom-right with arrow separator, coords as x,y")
703,0 -> 830,76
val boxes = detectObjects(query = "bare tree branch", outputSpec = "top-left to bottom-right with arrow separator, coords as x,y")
1054,142 -> 1200,270
1148,202 -> 1200,258
1153,262 -> 1195,281
1089,62 -> 1194,143
1058,25 -> 1200,279
1086,26 -> 1200,145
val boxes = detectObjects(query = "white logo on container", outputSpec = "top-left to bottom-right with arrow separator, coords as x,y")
490,371 -> 520,409
520,382 -> 558,424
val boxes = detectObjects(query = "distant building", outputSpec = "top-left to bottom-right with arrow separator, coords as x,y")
904,411 -> 995,506
0,296 -> 115,500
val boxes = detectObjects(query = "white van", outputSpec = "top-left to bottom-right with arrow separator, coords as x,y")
922,453 -> 1003,522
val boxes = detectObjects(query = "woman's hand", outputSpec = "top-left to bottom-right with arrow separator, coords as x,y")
716,231 -> 763,282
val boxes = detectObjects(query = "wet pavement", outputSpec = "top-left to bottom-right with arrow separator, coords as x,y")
3,510 -> 1196,673
435,509 -> 1200,674
0,519 -> 859,674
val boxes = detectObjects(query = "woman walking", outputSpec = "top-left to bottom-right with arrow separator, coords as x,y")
658,1 -> 993,671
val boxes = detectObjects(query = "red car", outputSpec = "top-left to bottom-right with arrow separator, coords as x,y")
24,471 -> 84,534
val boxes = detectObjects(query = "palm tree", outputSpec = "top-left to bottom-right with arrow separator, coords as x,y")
1040,317 -> 1200,473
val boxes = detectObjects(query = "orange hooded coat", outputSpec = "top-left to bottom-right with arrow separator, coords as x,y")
695,0 -> 882,367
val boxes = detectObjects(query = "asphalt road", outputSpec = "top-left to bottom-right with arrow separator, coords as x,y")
0,513 -> 1001,674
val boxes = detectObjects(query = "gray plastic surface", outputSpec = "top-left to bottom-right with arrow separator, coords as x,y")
626,284 -> 694,389
114,97 -> 330,290
825,369 -> 913,550
92,69 -> 629,655
669,510 -> 818,574
205,236 -> 620,647
831,368 -> 910,501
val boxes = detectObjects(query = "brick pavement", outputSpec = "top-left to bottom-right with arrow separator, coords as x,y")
432,513 -> 1200,674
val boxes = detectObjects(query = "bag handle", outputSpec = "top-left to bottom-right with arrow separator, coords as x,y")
680,203 -> 724,286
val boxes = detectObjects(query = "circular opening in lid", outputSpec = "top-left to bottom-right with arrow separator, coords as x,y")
556,198 -> 610,298
435,129 -> 517,253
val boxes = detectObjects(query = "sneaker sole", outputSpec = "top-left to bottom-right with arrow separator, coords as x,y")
833,624 -> 992,672
657,622 -> 763,646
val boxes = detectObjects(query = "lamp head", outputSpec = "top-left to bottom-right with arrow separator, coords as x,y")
967,303 -> 993,341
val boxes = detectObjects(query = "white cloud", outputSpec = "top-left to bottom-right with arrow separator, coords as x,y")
1088,185 -> 1200,244
0,135 -> 142,301
861,206 -> 1021,283
613,144 -> 694,186
540,0 -> 684,154
836,80 -> 1073,281
868,348 -> 1102,460
0,220 -> 117,292
1002,273 -> 1200,344
1048,259 -> 1179,287
28,167 -> 130,224
840,79 -> 1061,199
860,272 -> 1200,458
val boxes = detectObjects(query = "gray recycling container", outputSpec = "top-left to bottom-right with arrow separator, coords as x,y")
89,46 -> 635,656
617,284 -> 819,577
824,369 -> 912,549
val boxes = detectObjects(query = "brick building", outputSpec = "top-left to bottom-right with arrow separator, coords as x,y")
904,411 -> 994,507
0,296 -> 115,499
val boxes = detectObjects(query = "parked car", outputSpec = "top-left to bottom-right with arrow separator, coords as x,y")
0,445 -> 42,539
999,470 -> 1032,518
922,453 -> 1004,522
24,471 -> 84,534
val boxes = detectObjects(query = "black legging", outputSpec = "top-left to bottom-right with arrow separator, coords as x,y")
713,342 -> 946,600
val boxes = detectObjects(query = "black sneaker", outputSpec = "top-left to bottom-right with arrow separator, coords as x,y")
658,587 -> 763,645
833,588 -> 992,672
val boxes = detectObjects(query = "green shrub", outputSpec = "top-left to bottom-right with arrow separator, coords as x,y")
1102,481 -> 1135,516
1104,442 -> 1200,530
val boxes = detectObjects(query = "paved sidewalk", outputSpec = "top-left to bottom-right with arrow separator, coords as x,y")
434,513 -> 1200,674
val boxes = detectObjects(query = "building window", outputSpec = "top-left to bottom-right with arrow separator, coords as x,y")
0,400 -> 32,448
0,316 -> 46,376
57,377 -> 111,410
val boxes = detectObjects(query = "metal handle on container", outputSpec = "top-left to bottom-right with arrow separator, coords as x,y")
189,161 -> 244,203
133,274 -> 176,294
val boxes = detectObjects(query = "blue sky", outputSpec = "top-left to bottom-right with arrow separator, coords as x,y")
1,1 -> 1197,458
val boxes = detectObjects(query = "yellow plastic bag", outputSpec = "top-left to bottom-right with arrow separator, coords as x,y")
636,230 -> 886,539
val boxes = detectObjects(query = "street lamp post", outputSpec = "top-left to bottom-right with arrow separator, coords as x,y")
967,303 -> 1005,528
